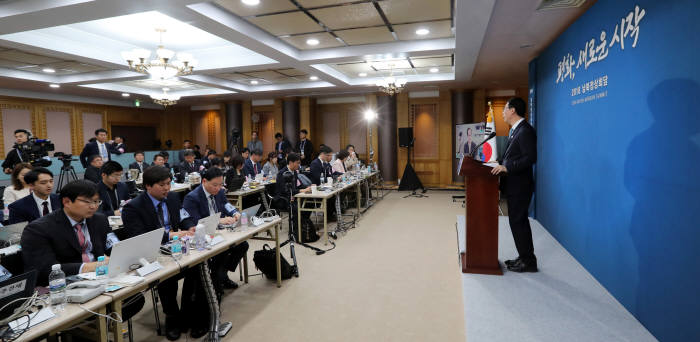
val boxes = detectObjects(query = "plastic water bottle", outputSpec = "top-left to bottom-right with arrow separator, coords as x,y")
241,212 -> 248,228
171,236 -> 183,260
48,264 -> 66,312
95,256 -> 108,280
195,223 -> 206,251
320,173 -> 325,185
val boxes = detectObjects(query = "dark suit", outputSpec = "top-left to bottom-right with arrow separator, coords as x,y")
97,181 -> 130,215
275,139 -> 291,157
8,193 -> 61,224
121,191 -> 203,322
225,169 -> 245,192
83,165 -> 101,183
295,139 -> 313,166
128,161 -> 149,174
309,158 -> 333,185
498,120 -> 537,263
111,142 -> 126,154
178,160 -> 202,174
243,158 -> 262,178
275,167 -> 301,201
1,148 -> 25,171
79,141 -> 112,168
20,210 -> 111,285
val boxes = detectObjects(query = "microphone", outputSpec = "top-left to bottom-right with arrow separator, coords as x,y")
470,132 -> 496,159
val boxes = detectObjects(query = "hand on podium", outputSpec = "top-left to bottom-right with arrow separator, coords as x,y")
491,165 -> 508,175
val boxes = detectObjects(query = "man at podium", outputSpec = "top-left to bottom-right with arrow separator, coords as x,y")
491,97 -> 538,273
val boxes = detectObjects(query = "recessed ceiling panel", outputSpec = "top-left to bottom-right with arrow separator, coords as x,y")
371,59 -> 411,70
379,0 -> 451,24
410,55 -> 453,67
282,32 -> 343,49
310,3 -> 384,30
247,11 -> 322,35
297,0 -> 355,8
0,50 -> 62,65
215,0 -> 298,17
277,68 -> 308,77
394,20 -> 453,41
335,26 -> 395,45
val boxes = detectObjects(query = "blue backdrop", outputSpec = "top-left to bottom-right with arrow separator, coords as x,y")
533,0 -> 700,341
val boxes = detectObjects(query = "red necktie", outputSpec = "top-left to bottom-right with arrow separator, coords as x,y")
74,223 -> 90,263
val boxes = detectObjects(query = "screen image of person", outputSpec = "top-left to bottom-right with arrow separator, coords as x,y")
464,127 -> 477,156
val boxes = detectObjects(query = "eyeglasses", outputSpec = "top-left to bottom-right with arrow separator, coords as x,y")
77,199 -> 102,207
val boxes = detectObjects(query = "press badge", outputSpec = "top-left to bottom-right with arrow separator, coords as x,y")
224,203 -> 237,214
180,208 -> 191,220
105,232 -> 120,249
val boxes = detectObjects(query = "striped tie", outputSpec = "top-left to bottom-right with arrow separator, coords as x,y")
74,223 -> 90,263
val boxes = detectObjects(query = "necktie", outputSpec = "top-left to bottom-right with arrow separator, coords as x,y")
509,127 -> 515,139
254,163 -> 258,174
99,143 -> 107,160
209,195 -> 219,213
139,163 -> 143,172
74,223 -> 90,263
157,201 -> 167,231
42,201 -> 49,216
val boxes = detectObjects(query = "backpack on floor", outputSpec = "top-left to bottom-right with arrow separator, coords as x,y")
300,216 -> 320,243
253,244 -> 293,280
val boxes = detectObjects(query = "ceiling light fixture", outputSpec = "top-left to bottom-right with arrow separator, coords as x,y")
376,63 -> 407,95
121,28 -> 197,81
358,72 -> 367,77
250,80 -> 259,85
151,87 -> 180,107
429,67 -> 439,73
306,38 -> 320,46
42,68 -> 55,73
309,76 -> 319,81
121,93 -> 130,97
49,84 -> 60,88
415,28 -> 430,35
242,0 -> 260,5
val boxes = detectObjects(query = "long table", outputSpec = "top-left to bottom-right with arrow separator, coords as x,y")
226,180 -> 275,211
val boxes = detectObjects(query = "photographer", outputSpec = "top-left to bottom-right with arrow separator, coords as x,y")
2,129 -> 30,174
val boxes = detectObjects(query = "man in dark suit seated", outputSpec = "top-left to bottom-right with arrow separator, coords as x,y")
20,180 -> 144,318
83,155 -> 103,183
110,135 -> 126,154
243,149 -> 263,178
151,153 -> 171,173
178,149 -> 203,174
183,167 -> 246,292
121,166 -> 207,340
97,161 -> 130,216
128,151 -> 149,176
491,97 -> 538,273
8,167 -> 61,224
309,145 -> 335,185
79,128 -> 112,168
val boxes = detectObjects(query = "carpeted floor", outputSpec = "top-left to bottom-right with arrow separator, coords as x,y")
129,190 -> 467,341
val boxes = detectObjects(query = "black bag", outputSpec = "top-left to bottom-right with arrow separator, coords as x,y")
300,217 -> 320,243
253,244 -> 293,280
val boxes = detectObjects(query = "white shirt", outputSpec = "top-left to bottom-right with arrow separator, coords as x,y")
98,142 -> 109,160
510,118 -> 525,138
33,192 -> 52,217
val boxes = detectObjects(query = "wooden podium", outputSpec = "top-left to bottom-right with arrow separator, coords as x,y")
458,157 -> 502,275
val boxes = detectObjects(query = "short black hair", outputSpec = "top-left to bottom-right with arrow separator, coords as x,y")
241,147 -> 250,154
153,153 -> 165,161
231,154 -> 245,169
275,132 -> 282,139
59,180 -> 98,202
300,129 -> 308,135
251,149 -> 262,156
101,160 -> 123,176
202,166 -> 224,181
194,145 -> 200,149
159,151 -> 169,158
287,152 -> 301,163
24,167 -> 53,184
183,149 -> 195,157
336,150 -> 350,160
223,151 -> 232,158
207,150 -> 217,156
319,145 -> 332,154
143,166 -> 171,186
14,129 -> 30,136
209,158 -> 224,167
88,154 -> 102,164
346,144 -> 354,150
134,150 -> 145,157
184,139 -> 192,143
507,97 -> 527,117
94,128 -> 107,136
113,135 -> 122,140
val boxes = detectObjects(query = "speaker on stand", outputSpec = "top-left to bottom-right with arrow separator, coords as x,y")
397,127 -> 426,197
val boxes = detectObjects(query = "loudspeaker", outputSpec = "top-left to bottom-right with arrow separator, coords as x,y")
398,127 -> 413,147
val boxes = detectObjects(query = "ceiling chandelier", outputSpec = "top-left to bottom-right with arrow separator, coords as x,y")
151,87 -> 180,107
121,28 -> 197,80
375,63 -> 407,95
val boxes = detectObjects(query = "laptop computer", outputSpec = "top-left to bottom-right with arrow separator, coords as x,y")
0,270 -> 37,320
107,228 -> 164,278
198,212 -> 221,235
238,204 -> 261,226
0,222 -> 28,243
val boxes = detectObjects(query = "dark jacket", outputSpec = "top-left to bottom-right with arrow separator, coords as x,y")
8,193 -> 61,224
111,142 -> 126,154
182,185 -> 238,223
275,139 -> 292,156
79,141 -> 113,168
21,210 -> 111,285
243,158 -> 262,178
498,120 -> 537,197
309,158 -> 333,185
1,148 -> 25,171
98,181 -> 130,215
225,169 -> 245,192
295,139 -> 313,165
275,166 -> 301,201
83,165 -> 101,183
121,191 -> 196,244
128,161 -> 149,174
179,160 -> 203,174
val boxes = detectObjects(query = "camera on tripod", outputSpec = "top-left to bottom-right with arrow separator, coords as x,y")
14,137 -> 54,167
54,152 -> 77,169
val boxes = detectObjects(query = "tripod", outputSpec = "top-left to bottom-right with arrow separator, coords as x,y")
56,161 -> 78,191
398,140 -> 427,198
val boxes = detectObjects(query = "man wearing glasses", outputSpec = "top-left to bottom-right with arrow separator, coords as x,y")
97,161 -> 130,216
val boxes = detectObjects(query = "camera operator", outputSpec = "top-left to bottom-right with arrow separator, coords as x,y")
2,129 -> 30,174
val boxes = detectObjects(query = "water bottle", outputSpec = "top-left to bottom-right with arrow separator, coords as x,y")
320,173 -> 325,185
241,212 -> 248,228
195,223 -> 206,251
171,236 -> 183,260
95,256 -> 108,280
48,264 -> 66,312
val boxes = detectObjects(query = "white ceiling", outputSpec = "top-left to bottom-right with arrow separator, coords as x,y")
0,0 -> 593,104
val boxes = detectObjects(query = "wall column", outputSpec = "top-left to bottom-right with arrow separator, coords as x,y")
225,101 -> 242,150
377,95 -> 397,181
452,90 -> 473,182
283,99 -> 300,146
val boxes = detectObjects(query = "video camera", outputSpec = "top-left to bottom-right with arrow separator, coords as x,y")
54,152 -> 78,169
13,137 -> 54,167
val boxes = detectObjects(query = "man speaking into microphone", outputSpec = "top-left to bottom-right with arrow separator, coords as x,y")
490,97 -> 538,273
